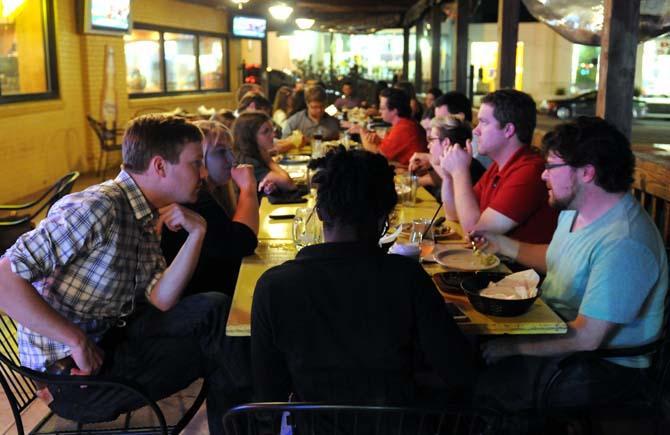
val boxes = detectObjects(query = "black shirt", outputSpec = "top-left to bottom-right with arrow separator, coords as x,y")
251,241 -> 474,404
161,189 -> 258,297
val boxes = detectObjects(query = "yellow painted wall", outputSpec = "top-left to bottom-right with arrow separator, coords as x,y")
0,0 -> 237,202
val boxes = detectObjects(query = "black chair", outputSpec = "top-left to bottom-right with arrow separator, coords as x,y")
0,314 -> 207,435
86,116 -> 124,179
223,402 -> 503,435
538,271 -> 670,433
0,171 -> 80,254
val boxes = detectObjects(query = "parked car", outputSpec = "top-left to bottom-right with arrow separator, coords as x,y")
539,90 -> 648,119
638,95 -> 670,119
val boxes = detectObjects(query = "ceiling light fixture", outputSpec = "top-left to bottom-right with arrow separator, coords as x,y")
269,2 -> 293,21
230,0 -> 249,9
295,18 -> 315,30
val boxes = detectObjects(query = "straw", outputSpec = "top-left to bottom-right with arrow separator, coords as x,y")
422,202 -> 443,240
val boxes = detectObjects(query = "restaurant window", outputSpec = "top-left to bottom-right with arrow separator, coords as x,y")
0,0 -> 58,103
199,36 -> 226,90
124,29 -> 162,94
124,24 -> 229,97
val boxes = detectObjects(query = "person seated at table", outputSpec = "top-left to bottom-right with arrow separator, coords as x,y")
409,115 -> 486,199
210,109 -> 236,129
353,87 -> 428,167
237,93 -> 273,117
439,89 -> 558,244
0,114 -> 251,434
233,111 -> 297,195
394,81 -> 424,122
334,80 -> 361,111
235,83 -> 263,104
282,85 -> 340,141
272,86 -> 293,129
161,120 -> 259,297
251,147 -> 474,405
471,116 -> 668,412
420,87 -> 443,124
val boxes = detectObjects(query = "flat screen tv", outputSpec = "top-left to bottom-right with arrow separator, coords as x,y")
231,15 -> 267,39
78,0 -> 132,35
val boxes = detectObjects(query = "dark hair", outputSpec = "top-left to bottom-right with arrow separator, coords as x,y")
434,91 -> 473,122
342,81 -> 353,88
232,111 -> 271,165
235,83 -> 263,103
308,147 -> 397,241
304,85 -> 327,104
542,117 -> 635,193
122,114 -> 203,173
481,89 -> 536,144
289,89 -> 307,117
379,88 -> 411,118
238,94 -> 272,114
393,81 -> 417,99
426,87 -> 443,99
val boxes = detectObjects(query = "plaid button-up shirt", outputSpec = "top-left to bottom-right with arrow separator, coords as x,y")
4,171 -> 165,371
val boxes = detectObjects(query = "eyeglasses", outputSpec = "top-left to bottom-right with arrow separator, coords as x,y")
544,162 -> 570,171
427,136 -> 441,143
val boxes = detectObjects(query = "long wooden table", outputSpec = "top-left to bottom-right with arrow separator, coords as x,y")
226,187 -> 567,336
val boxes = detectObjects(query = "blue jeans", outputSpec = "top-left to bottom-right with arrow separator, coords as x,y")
48,293 -> 251,434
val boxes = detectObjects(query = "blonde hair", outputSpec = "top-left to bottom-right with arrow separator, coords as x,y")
192,120 -> 237,214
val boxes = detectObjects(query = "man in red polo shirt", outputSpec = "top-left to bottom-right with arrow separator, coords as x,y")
358,87 -> 427,166
439,89 -> 557,243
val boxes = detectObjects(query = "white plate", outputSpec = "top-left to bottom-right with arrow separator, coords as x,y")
435,249 -> 500,271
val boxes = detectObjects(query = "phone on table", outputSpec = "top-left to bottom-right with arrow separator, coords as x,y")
445,303 -> 469,322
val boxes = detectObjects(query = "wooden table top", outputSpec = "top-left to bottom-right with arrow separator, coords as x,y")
226,187 -> 567,337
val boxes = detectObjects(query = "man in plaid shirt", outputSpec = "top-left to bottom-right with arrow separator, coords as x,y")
0,115 -> 252,433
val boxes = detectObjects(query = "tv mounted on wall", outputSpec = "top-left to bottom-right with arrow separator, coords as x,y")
231,15 -> 267,40
78,0 -> 132,36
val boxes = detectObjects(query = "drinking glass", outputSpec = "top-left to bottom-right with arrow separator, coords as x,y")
409,218 -> 435,257
292,207 -> 323,248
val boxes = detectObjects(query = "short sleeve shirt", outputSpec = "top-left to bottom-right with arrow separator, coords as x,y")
281,110 -> 340,141
378,118 -> 428,166
473,146 -> 558,243
543,194 -> 668,368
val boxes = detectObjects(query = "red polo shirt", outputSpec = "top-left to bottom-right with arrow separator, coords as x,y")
379,117 -> 427,166
473,146 -> 558,244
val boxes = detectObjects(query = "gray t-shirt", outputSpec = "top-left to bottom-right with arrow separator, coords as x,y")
282,109 -> 340,140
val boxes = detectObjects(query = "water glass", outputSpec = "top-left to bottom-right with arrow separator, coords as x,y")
292,207 -> 323,248
409,218 -> 435,257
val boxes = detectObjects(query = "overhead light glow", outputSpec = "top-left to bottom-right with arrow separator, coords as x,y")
295,17 -> 315,30
269,2 -> 293,21
231,0 -> 249,9
1,0 -> 25,18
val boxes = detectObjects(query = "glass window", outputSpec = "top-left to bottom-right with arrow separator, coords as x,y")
164,32 -> 196,92
125,25 -> 229,96
199,36 -> 226,90
124,29 -> 162,93
0,0 -> 57,102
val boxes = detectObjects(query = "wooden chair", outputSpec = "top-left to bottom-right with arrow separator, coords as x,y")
0,171 -> 79,254
223,402 -> 503,435
86,116 -> 124,180
0,314 -> 207,435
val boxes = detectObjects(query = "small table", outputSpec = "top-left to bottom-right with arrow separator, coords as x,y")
226,188 -> 567,337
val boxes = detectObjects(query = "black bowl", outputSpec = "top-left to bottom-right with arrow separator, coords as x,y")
460,272 -> 540,317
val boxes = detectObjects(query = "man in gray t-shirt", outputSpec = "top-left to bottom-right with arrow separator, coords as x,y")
471,116 -> 668,411
282,85 -> 340,141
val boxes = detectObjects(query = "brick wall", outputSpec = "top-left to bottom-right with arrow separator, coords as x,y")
0,0 -> 237,202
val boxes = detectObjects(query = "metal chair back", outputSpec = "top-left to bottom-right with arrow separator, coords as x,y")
223,402 -> 502,435
0,314 -> 206,435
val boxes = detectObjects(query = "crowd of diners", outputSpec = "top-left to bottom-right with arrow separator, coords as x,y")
0,76 -> 667,434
